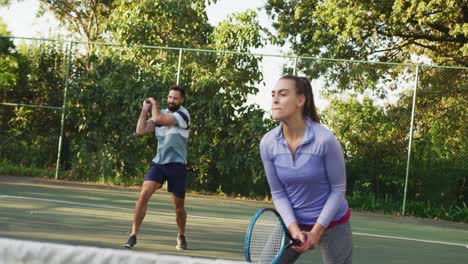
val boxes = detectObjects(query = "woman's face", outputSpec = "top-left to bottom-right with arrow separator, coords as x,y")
271,79 -> 304,121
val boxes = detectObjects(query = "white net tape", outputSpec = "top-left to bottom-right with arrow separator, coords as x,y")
0,237 -> 248,264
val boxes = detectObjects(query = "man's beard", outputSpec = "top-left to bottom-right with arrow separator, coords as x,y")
168,103 -> 180,112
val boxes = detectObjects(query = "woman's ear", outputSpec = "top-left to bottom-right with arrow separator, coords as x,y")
297,94 -> 306,108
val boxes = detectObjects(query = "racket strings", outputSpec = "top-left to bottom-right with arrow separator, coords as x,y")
249,211 -> 285,263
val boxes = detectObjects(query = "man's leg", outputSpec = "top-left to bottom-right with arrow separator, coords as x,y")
166,163 -> 188,249
172,194 -> 187,235
172,194 -> 187,249
124,180 -> 161,249
131,180 -> 161,235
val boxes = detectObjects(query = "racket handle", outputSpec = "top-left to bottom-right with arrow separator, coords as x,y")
291,238 -> 301,246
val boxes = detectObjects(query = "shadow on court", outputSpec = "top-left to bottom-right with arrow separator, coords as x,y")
0,175 -> 467,263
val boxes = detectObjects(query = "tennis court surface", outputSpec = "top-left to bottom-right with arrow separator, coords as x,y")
1,175 -> 466,263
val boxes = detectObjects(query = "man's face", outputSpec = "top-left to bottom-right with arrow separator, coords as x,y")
167,89 -> 184,112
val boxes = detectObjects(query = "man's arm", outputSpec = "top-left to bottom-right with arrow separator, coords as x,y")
147,97 -> 177,126
135,100 -> 155,136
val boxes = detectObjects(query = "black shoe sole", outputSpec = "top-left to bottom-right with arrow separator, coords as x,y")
124,235 -> 137,249
176,244 -> 187,250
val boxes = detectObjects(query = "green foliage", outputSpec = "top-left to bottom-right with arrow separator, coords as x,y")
348,191 -> 401,213
411,67 -> 467,164
264,0 -> 467,116
0,20 -> 14,51
0,22 -> 18,96
0,159 -> 55,178
38,0 -> 115,42
0,39 -> 65,170
211,9 -> 265,52
323,81 -> 466,208
109,0 -> 212,48
392,66 -> 468,207
265,0 -> 467,66
323,95 -> 408,197
348,190 -> 467,222
0,53 -> 18,95
405,202 -> 468,223
0,0 -> 11,7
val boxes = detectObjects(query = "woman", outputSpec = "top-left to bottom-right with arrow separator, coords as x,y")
260,75 -> 352,264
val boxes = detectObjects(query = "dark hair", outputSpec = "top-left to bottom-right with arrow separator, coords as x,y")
280,75 -> 320,123
169,85 -> 185,98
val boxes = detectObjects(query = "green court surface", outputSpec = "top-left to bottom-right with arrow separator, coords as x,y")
0,175 -> 467,263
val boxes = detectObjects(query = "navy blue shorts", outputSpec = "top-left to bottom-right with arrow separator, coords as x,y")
144,162 -> 187,199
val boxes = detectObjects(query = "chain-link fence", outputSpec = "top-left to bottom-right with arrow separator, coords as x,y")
1,36 -> 466,220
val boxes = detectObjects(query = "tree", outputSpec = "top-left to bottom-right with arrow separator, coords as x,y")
109,0 -> 212,48
0,20 -> 18,97
0,20 -> 19,163
322,95 -> 408,198
0,32 -> 67,169
265,0 -> 467,66
37,0 -> 114,43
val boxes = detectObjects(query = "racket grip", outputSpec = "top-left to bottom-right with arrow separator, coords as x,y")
291,238 -> 301,246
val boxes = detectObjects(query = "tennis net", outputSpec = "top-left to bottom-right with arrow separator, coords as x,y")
0,237 -> 248,264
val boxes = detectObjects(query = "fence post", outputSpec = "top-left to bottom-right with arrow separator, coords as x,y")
402,64 -> 420,215
55,41 -> 73,179
176,48 -> 183,85
293,57 -> 298,75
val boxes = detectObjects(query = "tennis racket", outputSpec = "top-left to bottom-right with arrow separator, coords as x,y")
244,208 -> 301,264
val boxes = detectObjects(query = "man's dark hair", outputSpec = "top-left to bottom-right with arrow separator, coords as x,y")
169,85 -> 185,98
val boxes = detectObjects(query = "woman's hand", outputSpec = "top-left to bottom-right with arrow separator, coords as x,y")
304,229 -> 322,250
290,231 -> 307,252
303,224 -> 325,251
291,224 -> 325,252
288,223 -> 307,252
292,230 -> 321,252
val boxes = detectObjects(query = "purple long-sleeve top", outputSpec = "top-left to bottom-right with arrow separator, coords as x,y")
260,117 -> 349,228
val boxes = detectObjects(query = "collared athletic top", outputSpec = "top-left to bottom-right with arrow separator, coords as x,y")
260,117 -> 349,228
152,106 -> 190,164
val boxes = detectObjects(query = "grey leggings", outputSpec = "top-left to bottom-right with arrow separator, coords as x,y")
278,221 -> 353,264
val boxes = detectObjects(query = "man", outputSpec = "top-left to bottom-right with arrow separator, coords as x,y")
124,85 -> 190,250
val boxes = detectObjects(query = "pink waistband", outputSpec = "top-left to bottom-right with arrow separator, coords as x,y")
299,208 -> 351,230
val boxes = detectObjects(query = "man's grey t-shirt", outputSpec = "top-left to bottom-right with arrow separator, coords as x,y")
152,106 -> 190,164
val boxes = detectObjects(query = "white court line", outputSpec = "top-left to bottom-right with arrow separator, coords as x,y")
0,195 -> 249,223
353,232 -> 467,248
2,195 -> 467,248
